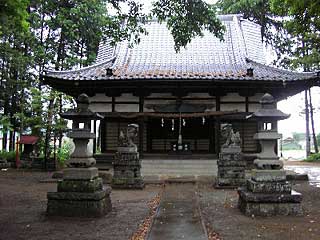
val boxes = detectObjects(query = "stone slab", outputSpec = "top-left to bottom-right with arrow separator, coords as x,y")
67,157 -> 96,167
254,159 -> 283,170
221,146 -> 241,154
218,171 -> 245,179
219,153 -> 242,161
238,197 -> 303,216
251,169 -> 287,182
57,178 -> 103,193
47,196 -> 112,217
217,160 -> 246,167
238,188 -> 302,203
217,178 -> 246,187
247,179 -> 292,193
117,147 -> 138,153
47,187 -> 111,201
63,167 -> 98,180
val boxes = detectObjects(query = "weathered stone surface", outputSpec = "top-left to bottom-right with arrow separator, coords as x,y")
217,150 -> 246,188
238,197 -> 303,216
217,160 -> 246,167
47,187 -> 111,201
112,150 -> 144,189
63,167 -> 98,180
251,169 -> 287,182
254,159 -> 283,170
247,179 -> 292,193
218,170 -> 245,179
47,196 -> 112,217
217,178 -> 246,186
221,146 -> 241,154
219,152 -> 243,161
57,177 -> 103,193
238,188 -> 302,203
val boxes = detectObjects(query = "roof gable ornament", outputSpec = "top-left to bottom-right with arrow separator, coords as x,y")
106,68 -> 113,76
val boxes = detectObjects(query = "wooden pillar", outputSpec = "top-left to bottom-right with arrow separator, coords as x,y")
100,119 -> 106,153
215,117 -> 221,155
138,96 -> 145,158
93,120 -> 97,154
139,117 -> 145,159
209,116 -> 215,153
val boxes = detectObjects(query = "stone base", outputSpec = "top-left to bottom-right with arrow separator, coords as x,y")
63,167 -> 98,180
47,177 -> 112,217
216,150 -> 246,188
238,188 -> 302,216
112,177 -> 144,189
216,178 -> 246,188
247,179 -> 292,193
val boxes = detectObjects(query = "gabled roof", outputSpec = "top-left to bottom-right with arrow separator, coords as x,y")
18,136 -> 39,145
44,14 -> 317,83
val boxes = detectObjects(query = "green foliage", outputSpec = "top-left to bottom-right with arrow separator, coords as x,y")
57,140 -> 72,167
271,0 -> 320,70
304,153 -> 320,162
152,0 -> 225,52
0,151 -> 16,161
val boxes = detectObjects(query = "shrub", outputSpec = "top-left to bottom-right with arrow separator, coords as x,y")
57,141 -> 72,167
304,153 -> 320,162
0,151 -> 16,162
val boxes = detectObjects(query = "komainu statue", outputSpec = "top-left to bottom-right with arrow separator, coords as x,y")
118,124 -> 139,151
221,124 -> 241,148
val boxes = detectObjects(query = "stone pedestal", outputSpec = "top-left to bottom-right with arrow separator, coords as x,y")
47,167 -> 112,217
238,169 -> 302,216
112,147 -> 144,189
216,146 -> 246,188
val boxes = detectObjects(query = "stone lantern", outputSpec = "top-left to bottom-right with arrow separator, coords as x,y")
47,94 -> 112,217
238,93 -> 302,216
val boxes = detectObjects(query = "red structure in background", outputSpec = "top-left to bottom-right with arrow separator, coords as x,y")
16,135 -> 39,168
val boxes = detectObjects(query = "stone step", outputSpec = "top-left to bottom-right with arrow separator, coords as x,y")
141,159 -> 217,176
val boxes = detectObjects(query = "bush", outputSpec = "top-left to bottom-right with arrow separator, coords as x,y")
0,151 -> 16,162
57,141 -> 72,167
304,153 -> 320,162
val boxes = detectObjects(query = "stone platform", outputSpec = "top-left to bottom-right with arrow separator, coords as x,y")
216,148 -> 246,188
47,167 -> 112,217
238,189 -> 303,216
112,150 -> 144,189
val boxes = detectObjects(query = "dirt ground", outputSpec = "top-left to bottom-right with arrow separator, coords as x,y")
0,169 -> 161,240
198,181 -> 320,240
1,168 -> 320,240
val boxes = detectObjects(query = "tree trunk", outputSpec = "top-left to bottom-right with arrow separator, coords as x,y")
44,97 -> 55,170
309,88 -> 318,153
305,90 -> 311,157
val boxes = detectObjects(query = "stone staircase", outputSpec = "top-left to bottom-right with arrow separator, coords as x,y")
141,159 -> 218,177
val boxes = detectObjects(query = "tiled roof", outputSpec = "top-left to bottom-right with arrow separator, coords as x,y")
45,14 -> 316,82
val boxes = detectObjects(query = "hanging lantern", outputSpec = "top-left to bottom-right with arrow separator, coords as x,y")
202,117 -> 206,125
161,118 -> 164,127
171,119 -> 175,131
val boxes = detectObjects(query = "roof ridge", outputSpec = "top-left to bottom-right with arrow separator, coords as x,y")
245,58 -> 316,75
45,56 -> 116,74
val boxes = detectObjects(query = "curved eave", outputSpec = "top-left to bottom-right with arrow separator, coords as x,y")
42,74 -> 319,101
